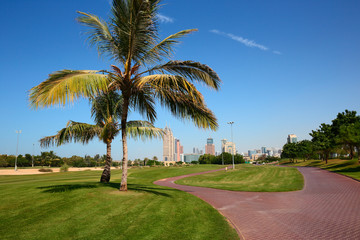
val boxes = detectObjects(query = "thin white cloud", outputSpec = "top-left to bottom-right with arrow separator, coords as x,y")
210,29 -> 281,54
157,14 -> 174,23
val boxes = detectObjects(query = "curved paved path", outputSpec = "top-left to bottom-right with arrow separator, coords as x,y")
154,167 -> 360,240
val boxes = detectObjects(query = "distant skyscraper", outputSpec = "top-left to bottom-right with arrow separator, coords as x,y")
261,147 -> 267,154
221,139 -> 227,153
174,139 -> 183,162
205,138 -> 215,155
287,134 -> 298,144
221,139 -> 236,155
163,126 -> 174,161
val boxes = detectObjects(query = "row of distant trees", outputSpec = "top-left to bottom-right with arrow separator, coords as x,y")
0,151 -> 161,168
198,152 -> 245,165
282,110 -> 360,163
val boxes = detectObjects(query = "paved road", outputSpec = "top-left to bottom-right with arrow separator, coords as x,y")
154,167 -> 360,240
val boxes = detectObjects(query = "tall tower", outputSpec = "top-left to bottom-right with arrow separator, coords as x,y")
205,138 -> 215,155
287,134 -> 298,144
221,139 -> 227,153
163,126 -> 174,161
174,138 -> 183,162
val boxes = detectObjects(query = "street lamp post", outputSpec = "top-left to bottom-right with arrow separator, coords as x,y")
227,122 -> 235,170
15,130 -> 22,171
32,143 -> 35,167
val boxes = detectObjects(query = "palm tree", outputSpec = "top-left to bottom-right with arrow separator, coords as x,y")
29,0 -> 221,191
40,92 -> 163,183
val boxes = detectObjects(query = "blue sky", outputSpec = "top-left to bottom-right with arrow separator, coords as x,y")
1,0 -> 359,160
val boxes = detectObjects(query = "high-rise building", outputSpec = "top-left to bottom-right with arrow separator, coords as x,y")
205,138 -> 215,155
221,139 -> 227,153
183,154 -> 201,163
261,147 -> 267,154
287,134 -> 298,144
174,139 -> 183,162
221,139 -> 236,155
163,126 -> 174,161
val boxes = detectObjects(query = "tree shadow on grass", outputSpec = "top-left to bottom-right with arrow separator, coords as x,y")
332,165 -> 360,173
322,161 -> 356,170
38,184 -> 98,193
106,182 -> 176,197
38,182 -> 176,197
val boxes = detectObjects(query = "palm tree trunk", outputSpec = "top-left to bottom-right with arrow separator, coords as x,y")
120,97 -> 130,191
100,141 -> 112,183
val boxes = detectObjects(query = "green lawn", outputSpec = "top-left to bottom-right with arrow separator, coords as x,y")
0,165 -> 239,240
176,164 -> 304,192
281,158 -> 360,180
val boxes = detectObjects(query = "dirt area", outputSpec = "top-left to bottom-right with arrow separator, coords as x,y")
0,167 -> 118,175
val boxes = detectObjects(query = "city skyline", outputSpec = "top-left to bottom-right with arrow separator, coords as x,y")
1,0 -> 359,160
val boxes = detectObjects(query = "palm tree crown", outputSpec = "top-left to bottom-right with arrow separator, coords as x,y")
30,0 -> 221,190
40,92 -> 163,182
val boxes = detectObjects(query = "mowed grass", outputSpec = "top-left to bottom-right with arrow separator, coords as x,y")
281,158 -> 360,180
176,165 -> 304,192
0,165 -> 239,240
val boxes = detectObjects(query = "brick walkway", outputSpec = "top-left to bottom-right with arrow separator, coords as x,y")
154,167 -> 360,240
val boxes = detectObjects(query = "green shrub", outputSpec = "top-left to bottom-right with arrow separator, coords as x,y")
60,164 -> 69,172
38,168 -> 53,172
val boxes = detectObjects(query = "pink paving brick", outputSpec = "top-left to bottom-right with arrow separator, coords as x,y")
154,167 -> 360,240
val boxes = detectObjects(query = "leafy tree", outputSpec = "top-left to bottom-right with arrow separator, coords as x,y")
29,0 -> 220,191
0,155 -> 7,167
199,153 -> 244,165
310,123 -> 335,164
297,140 -> 314,161
199,154 -> 216,164
332,110 -> 360,159
265,156 -> 281,162
281,143 -> 298,162
338,122 -> 360,162
40,92 -> 162,182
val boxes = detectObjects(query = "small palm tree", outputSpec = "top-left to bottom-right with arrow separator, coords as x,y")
30,0 -> 221,191
40,92 -> 163,182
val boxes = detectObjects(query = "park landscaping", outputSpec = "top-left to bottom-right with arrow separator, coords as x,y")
0,165 -> 239,240
176,164 -> 304,192
281,158 -> 360,181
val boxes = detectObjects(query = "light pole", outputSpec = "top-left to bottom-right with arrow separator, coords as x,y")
15,130 -> 22,171
227,122 -> 235,169
32,143 -> 35,167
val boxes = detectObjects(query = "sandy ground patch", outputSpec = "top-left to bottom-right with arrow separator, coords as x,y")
0,167 -> 118,175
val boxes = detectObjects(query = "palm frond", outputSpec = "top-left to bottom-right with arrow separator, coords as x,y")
29,70 -> 109,109
91,91 -> 124,125
40,121 -> 101,147
110,0 -> 160,64
130,87 -> 157,122
137,29 -> 197,66
154,90 -> 218,130
135,74 -> 204,103
142,60 -> 221,90
100,121 -> 120,142
77,11 -> 119,61
126,120 -> 164,140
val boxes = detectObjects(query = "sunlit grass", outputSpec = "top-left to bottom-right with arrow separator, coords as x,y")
0,165 -> 239,240
176,164 -> 304,192
281,158 -> 360,180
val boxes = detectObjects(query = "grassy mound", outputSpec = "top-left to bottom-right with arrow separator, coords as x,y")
281,158 -> 360,180
176,164 -> 304,192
